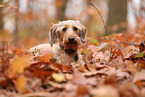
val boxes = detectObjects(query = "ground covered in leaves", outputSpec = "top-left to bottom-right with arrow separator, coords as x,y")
0,28 -> 145,97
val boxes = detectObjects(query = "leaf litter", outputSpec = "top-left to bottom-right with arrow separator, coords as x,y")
0,31 -> 145,97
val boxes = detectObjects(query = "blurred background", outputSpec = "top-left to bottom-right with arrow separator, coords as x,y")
0,0 -> 145,48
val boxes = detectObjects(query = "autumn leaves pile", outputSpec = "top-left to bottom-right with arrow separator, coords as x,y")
0,31 -> 145,97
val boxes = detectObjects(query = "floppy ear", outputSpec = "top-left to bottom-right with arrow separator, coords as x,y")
79,24 -> 86,43
49,24 -> 58,47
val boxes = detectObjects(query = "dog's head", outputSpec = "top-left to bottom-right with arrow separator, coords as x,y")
49,20 -> 87,49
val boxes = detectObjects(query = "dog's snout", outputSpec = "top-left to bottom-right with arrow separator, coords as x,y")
68,37 -> 75,42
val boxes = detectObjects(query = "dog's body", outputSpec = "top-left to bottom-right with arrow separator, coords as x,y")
29,20 -> 86,65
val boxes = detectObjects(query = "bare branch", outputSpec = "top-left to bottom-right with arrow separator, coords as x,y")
89,0 -> 111,40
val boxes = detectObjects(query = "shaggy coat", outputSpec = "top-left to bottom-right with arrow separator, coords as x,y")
29,20 -> 87,65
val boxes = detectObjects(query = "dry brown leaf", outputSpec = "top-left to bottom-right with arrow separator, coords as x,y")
93,52 -> 109,62
93,85 -> 119,97
122,45 -> 139,58
133,70 -> 145,87
47,81 -> 64,88
73,74 -> 97,86
65,74 -> 73,80
0,74 -> 8,88
76,85 -> 89,97
119,83 -> 138,97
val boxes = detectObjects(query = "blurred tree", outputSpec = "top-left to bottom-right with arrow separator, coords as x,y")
0,0 -> 3,30
13,0 -> 20,46
107,0 -> 127,34
55,0 -> 68,20
14,0 -> 19,34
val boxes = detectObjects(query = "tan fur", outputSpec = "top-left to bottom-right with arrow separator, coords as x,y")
29,20 -> 86,65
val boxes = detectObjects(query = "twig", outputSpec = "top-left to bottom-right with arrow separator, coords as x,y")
111,39 -> 140,46
1,42 -> 5,73
89,0 -> 111,40
89,0 -> 112,58
7,38 -> 11,53
1,41 -> 13,90
119,41 -> 139,46
89,1 -> 139,47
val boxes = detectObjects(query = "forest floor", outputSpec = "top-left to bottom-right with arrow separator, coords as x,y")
0,20 -> 145,97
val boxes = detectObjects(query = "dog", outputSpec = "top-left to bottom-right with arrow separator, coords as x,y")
29,20 -> 87,65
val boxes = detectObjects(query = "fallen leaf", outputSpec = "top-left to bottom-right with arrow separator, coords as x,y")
133,70 -> 145,84
134,52 -> 143,58
47,81 -> 64,88
15,75 -> 27,93
139,43 -> 145,52
42,54 -> 53,63
93,52 -> 109,62
87,43 -> 108,52
62,65 -> 72,72
119,83 -> 138,97
65,74 -> 73,80
122,45 -> 139,58
0,74 -> 8,88
93,85 -> 119,97
52,73 -> 65,82
7,54 -> 32,78
90,37 -> 99,45
14,48 -> 23,56
73,74 -> 97,86
76,85 -> 89,97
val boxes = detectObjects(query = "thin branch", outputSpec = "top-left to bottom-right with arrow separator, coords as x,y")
89,0 -> 111,40
1,41 -> 5,73
1,41 -> 13,90
7,38 -> 11,53
89,0 -> 112,58
111,39 -> 140,46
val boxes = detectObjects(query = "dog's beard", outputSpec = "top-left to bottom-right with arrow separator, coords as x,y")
64,41 -> 78,50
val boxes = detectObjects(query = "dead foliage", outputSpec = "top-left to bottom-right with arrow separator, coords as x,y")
0,26 -> 145,97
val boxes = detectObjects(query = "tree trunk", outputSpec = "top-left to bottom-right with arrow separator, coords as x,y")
0,0 -> 3,31
13,0 -> 20,45
14,0 -> 19,34
55,0 -> 68,21
107,0 -> 127,34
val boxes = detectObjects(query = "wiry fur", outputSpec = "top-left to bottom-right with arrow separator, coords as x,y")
29,20 -> 87,65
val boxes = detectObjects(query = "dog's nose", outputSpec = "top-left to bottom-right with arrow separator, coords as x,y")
68,37 -> 75,42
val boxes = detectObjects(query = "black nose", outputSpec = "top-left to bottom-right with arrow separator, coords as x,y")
68,37 -> 74,42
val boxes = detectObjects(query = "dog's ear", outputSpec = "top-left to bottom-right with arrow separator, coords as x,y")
79,24 -> 86,43
49,24 -> 58,47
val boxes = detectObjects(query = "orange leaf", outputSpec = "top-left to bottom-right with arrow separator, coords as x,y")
62,65 -> 72,72
42,54 -> 53,63
0,60 -> 2,64
14,48 -> 23,56
7,55 -> 32,78
15,75 -> 27,93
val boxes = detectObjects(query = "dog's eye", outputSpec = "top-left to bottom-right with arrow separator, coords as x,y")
62,28 -> 67,32
73,27 -> 78,31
